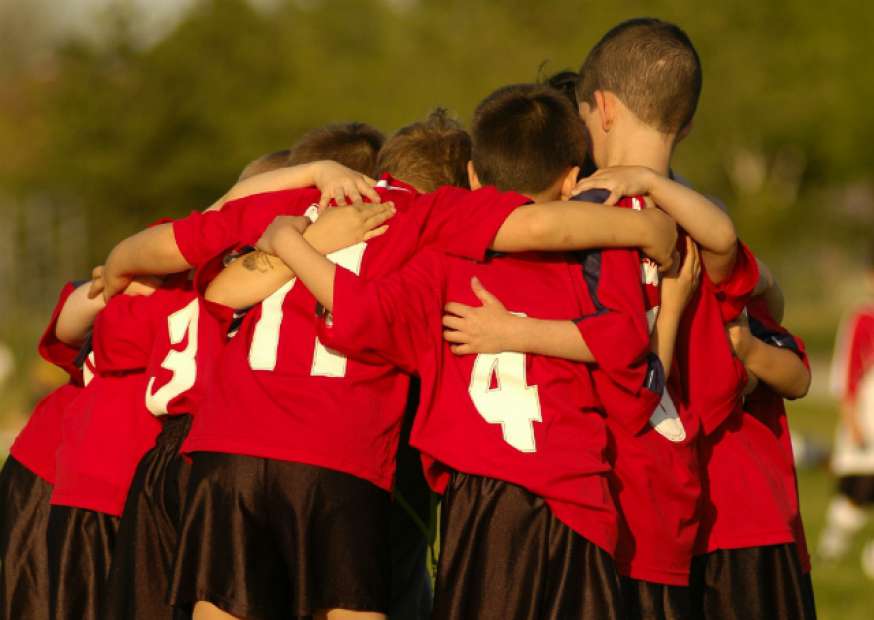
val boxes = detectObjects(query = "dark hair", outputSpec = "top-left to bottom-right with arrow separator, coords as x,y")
377,108 -> 471,192
287,122 -> 385,176
237,149 -> 292,181
471,83 -> 587,195
577,18 -> 702,134
543,69 -> 580,109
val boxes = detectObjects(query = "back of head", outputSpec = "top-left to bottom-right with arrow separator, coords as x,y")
543,69 -> 580,109
238,149 -> 292,181
376,109 -> 471,193
577,18 -> 702,134
471,83 -> 587,195
287,122 -> 385,176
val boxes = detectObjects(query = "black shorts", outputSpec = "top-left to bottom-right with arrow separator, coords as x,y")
169,452 -> 391,620
433,472 -> 622,620
389,378 -> 434,620
690,544 -> 817,620
103,414 -> 192,620
47,505 -> 120,620
837,474 -> 874,506
620,576 -> 692,620
0,456 -> 53,620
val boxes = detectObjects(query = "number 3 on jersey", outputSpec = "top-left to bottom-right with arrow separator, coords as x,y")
146,300 -> 199,416
469,350 -> 542,452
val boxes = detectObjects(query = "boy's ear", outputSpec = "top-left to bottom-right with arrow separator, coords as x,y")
467,161 -> 482,190
676,120 -> 693,144
560,166 -> 580,200
595,90 -> 614,132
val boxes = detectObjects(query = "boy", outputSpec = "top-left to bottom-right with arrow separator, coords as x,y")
103,125 -> 386,620
819,243 -> 874,576
692,296 -> 815,619
444,18 -> 757,619
0,282 -> 96,619
98,112 -> 677,618
253,83 -> 706,619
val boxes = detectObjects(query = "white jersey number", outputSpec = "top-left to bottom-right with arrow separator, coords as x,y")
145,299 -> 199,415
248,206 -> 367,377
469,351 -> 542,452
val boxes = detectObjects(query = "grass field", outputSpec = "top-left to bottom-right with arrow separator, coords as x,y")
788,397 -> 874,619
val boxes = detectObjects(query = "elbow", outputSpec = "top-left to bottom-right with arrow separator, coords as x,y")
711,220 -> 739,257
523,208 -> 562,250
786,368 -> 812,401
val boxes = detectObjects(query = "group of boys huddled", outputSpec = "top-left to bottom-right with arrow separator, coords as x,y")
0,17 -> 817,620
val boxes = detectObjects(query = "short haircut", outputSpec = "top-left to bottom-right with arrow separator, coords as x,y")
237,149 -> 292,181
577,18 -> 702,134
471,83 -> 587,195
377,108 -> 471,192
543,69 -> 580,109
287,122 -> 385,176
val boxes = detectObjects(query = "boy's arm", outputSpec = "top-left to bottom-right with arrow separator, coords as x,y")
491,201 -> 678,270
752,258 -> 785,324
650,238 -> 702,372
219,160 -> 380,208
729,313 -> 811,400
442,278 -> 594,361
99,224 -> 191,300
206,203 -> 395,309
56,277 -> 106,346
573,166 -> 738,282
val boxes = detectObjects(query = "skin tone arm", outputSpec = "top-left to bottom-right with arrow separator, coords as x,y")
443,237 -> 701,363
96,162 -> 395,301
752,258 -> 785,324
58,267 -> 161,345
727,313 -> 811,400
573,166 -> 738,283
204,203 -> 395,309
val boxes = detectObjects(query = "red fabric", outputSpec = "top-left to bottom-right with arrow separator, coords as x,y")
142,269 -> 231,419
840,308 -> 874,402
571,197 -> 699,585
51,294 -> 162,516
707,241 -> 760,323
10,283 -> 85,483
180,177 -> 530,491
697,297 -> 811,572
320,249 -> 617,555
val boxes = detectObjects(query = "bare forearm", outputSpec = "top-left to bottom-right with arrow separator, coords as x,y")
272,229 -> 337,312
650,308 -> 682,373
205,252 -> 294,310
56,283 -> 105,345
492,202 -> 651,252
743,339 -> 810,399
221,162 -> 320,203
107,224 -> 190,279
502,316 -> 594,362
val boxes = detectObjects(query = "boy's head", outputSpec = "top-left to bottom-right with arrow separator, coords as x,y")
544,69 -> 580,109
238,149 -> 292,181
469,83 -> 586,201
576,18 -> 701,165
287,122 -> 385,176
376,108 -> 471,193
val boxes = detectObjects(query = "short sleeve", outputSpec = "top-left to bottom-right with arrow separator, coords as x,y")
703,240 -> 759,323
418,186 -> 531,261
38,282 -> 86,381
318,250 -> 446,374
173,189 -> 319,267
574,248 -> 664,433
92,294 -> 159,373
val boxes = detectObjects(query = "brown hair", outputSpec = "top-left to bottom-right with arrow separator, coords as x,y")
287,122 -> 385,176
577,18 -> 702,134
471,83 -> 587,195
376,108 -> 471,192
237,149 -> 292,181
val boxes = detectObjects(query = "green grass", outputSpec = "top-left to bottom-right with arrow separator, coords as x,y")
789,397 -> 874,619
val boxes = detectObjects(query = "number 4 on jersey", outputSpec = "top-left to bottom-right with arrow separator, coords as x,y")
469,350 -> 542,453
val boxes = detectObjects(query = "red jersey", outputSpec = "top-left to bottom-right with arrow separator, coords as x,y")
10,282 -> 87,484
51,294 -> 162,516
697,297 -> 811,572
143,267 -> 231,419
319,249 -> 617,555
177,177 -> 529,490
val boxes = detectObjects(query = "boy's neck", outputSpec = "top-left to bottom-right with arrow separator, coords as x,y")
601,127 -> 674,176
